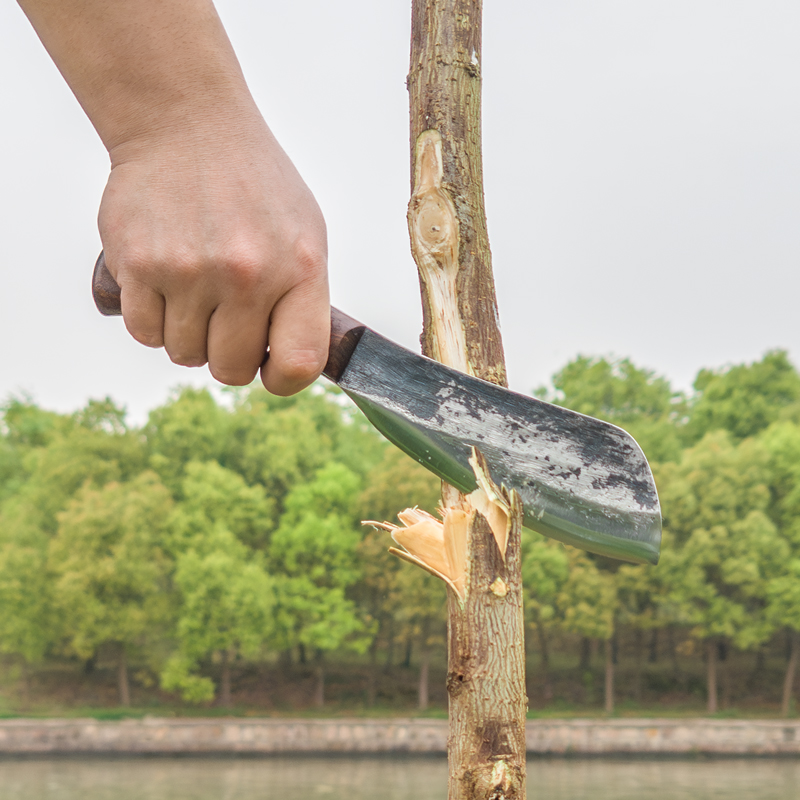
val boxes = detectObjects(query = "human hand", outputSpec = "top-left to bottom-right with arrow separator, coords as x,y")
98,113 -> 329,395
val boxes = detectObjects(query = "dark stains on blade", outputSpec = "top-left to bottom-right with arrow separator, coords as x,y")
338,329 -> 662,565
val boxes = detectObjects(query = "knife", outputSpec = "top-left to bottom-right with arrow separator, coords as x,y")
93,254 -> 661,565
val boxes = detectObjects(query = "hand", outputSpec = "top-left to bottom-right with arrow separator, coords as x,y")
98,113 -> 330,395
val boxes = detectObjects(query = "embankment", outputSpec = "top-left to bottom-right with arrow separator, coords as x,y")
1,718 -> 799,756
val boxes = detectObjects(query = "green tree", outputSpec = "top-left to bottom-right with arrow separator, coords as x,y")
767,560 -> 800,717
687,350 -> 800,443
270,462 -> 374,706
169,460 -> 275,554
49,472 -> 174,705
227,386 -> 386,516
162,527 -> 273,706
145,387 -> 231,491
557,549 -> 618,712
760,421 -> 800,716
521,531 -> 569,696
356,445 -> 441,700
659,432 -> 787,711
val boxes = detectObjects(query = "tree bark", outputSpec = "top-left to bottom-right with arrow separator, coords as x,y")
408,3 -> 525,797
782,630 -> 799,718
604,638 -> 614,714
446,503 -> 526,800
117,645 -> 130,707
706,639 -> 718,714
408,0 -> 506,386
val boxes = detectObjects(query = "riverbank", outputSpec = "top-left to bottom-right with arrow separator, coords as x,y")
1,718 -> 799,756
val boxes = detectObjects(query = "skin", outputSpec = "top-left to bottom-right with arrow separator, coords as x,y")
17,0 -> 330,395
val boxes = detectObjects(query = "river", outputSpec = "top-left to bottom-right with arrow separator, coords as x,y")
1,756 -> 798,799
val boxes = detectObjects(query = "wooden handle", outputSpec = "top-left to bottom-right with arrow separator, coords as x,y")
91,251 -> 365,382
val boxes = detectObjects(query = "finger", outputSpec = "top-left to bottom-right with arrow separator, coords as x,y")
119,281 -> 166,349
260,283 -> 330,396
163,296 -> 213,368
206,304 -> 268,386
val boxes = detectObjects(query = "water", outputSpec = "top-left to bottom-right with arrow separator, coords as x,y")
0,756 -> 799,799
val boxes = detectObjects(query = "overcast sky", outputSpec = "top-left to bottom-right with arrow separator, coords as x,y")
2,1 -> 799,423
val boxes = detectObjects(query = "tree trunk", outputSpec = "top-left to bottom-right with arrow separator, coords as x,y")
534,608 -> 552,700
409,2 -> 525,798
404,639 -> 413,669
579,637 -> 592,671
419,643 -> 431,711
719,641 -> 730,710
117,645 -> 130,707
20,658 -> 31,710
781,630 -> 799,718
634,629 -> 644,702
446,503 -> 526,799
604,639 -> 614,714
385,618 -> 396,671
706,639 -> 718,714
367,637 -> 379,707
314,654 -> 325,708
648,628 -> 659,664
219,649 -> 232,708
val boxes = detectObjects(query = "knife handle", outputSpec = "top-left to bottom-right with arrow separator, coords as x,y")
91,252 -> 365,382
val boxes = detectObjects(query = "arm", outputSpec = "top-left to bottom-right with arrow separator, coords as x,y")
18,0 -> 329,394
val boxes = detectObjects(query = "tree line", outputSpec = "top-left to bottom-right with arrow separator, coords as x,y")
1,350 -> 800,715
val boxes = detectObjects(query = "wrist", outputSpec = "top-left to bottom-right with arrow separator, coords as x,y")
105,91 -> 266,166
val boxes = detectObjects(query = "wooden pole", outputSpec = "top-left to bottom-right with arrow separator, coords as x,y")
408,2 -> 526,798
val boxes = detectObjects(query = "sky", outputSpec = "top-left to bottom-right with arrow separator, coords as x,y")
2,1 -> 800,424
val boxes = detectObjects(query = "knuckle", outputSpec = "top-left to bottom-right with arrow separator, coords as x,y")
292,239 -> 327,279
113,247 -> 162,283
219,246 -> 264,293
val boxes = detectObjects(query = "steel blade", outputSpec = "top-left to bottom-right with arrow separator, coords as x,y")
339,329 -> 661,565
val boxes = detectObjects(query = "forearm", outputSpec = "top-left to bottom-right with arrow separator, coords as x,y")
17,0 -> 258,154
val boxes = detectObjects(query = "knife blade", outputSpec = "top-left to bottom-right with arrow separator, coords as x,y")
93,253 -> 661,565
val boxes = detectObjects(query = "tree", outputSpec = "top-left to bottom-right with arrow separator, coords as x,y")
162,527 -> 273,706
270,463 -> 374,706
356,446 -> 441,703
557,550 -> 617,712
168,460 -> 275,554
49,472 -> 174,705
659,432 -> 786,711
760,421 -> 800,715
161,460 -> 276,705
145,387 -> 231,492
521,532 -> 569,697
687,350 -> 800,443
407,1 -> 527,796
767,560 -> 800,716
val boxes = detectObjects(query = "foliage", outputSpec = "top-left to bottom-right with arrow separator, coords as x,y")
3,348 -> 800,710
48,472 -> 174,662
687,350 -> 800,443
